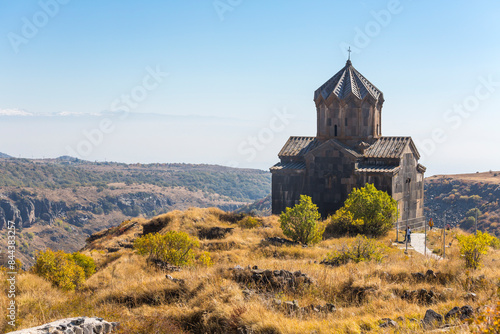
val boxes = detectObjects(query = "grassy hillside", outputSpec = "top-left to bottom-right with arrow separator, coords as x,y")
2,208 -> 498,333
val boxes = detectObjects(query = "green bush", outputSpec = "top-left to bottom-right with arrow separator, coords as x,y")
237,216 -> 262,229
327,184 -> 398,237
322,235 -> 386,266
325,208 -> 362,237
279,195 -> 324,245
71,252 -> 96,278
134,231 -> 200,266
197,251 -> 214,267
32,249 -> 95,290
457,231 -> 498,269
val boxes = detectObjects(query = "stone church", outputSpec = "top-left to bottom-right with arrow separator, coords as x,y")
270,59 -> 426,229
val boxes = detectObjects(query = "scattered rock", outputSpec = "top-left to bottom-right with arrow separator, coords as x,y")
445,306 -> 461,320
464,292 -> 477,301
426,269 -> 437,279
231,266 -> 313,291
264,237 -> 299,246
411,269 -> 439,282
166,275 -> 185,284
379,318 -> 398,328
274,300 -> 336,315
459,305 -> 474,320
401,288 -> 439,304
283,300 -> 300,312
423,309 -> 443,328
198,227 -> 234,239
149,259 -> 181,272
5,317 -> 119,334
325,303 -> 336,313
412,272 -> 425,280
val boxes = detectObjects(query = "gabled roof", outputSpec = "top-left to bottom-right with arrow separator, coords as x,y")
303,138 -> 362,160
314,60 -> 383,102
364,136 -> 420,159
270,161 -> 306,171
278,137 -> 320,157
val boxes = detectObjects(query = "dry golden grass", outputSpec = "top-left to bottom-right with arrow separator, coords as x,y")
2,208 -> 499,334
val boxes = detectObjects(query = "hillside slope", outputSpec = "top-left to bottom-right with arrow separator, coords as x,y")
425,171 -> 500,236
2,207 -> 498,333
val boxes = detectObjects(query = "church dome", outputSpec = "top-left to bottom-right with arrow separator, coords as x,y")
314,60 -> 383,102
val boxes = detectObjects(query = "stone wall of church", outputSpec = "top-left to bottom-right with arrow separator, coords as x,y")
304,147 -> 357,217
271,170 -> 307,215
391,146 -> 425,229
316,98 -> 381,142
355,172 -> 393,195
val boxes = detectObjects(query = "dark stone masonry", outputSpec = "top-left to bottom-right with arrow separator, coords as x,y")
271,60 -> 426,229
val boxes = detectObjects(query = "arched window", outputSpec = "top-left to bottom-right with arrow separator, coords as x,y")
334,125 -> 338,137
377,124 -> 380,135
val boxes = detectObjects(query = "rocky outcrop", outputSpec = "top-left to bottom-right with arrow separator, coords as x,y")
6,317 -> 119,334
445,305 -> 474,321
273,299 -> 336,315
198,227 -> 234,239
0,191 -> 180,231
0,198 -> 22,229
17,198 -> 36,227
401,288 -> 441,305
230,265 -> 313,291
423,309 -> 443,328
264,237 -> 299,246
379,318 -> 398,328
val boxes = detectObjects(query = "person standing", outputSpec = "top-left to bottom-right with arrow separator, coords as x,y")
406,226 -> 412,244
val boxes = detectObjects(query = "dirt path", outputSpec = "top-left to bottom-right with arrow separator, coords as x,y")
410,233 -> 442,260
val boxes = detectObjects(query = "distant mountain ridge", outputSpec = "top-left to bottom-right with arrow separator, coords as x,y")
0,152 -> 11,158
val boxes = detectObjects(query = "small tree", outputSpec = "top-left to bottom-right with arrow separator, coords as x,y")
32,249 -> 94,291
279,195 -> 324,245
325,208 -> 363,237
457,231 -> 498,269
134,231 -> 200,266
328,184 -> 398,237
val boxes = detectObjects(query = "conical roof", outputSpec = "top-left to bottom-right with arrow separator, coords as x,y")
314,60 -> 383,102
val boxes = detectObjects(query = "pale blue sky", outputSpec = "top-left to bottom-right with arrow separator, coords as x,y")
1,0 -> 499,176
